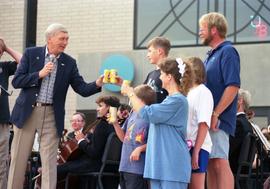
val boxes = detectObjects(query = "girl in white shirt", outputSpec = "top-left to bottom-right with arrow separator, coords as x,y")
186,57 -> 214,189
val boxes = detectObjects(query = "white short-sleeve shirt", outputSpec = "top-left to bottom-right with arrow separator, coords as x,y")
187,84 -> 213,153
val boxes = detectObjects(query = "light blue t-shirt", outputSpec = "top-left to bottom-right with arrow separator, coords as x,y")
139,93 -> 191,183
119,111 -> 149,175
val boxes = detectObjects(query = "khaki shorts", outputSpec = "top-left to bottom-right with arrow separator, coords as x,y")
209,129 -> 229,159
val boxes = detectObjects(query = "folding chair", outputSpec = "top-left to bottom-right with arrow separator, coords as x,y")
235,132 -> 257,189
64,132 -> 122,189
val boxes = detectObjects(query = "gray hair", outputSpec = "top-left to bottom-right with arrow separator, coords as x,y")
45,23 -> 68,41
238,88 -> 252,112
72,112 -> 86,122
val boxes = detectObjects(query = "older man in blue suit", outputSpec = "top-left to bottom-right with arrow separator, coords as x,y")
8,23 -> 103,189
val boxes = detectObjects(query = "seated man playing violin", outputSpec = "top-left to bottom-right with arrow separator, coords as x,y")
57,95 -> 120,187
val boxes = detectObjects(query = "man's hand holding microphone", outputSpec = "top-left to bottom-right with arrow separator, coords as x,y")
39,55 -> 56,78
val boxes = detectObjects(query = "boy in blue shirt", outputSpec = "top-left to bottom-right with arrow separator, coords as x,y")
111,84 -> 156,189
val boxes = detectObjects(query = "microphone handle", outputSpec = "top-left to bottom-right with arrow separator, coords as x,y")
47,59 -> 55,78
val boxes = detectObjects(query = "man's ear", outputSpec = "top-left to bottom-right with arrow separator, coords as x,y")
238,97 -> 244,105
211,26 -> 217,35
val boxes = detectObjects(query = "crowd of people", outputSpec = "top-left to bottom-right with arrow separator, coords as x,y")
0,11 -> 264,189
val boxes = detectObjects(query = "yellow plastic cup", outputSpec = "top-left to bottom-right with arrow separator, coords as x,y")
103,69 -> 110,83
110,69 -> 117,83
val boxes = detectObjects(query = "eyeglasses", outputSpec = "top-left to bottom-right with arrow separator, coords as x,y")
70,120 -> 84,123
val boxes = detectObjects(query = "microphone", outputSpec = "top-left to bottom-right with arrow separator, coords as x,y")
48,54 -> 56,77
48,54 -> 56,65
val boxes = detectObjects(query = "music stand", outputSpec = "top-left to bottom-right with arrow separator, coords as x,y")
251,122 -> 270,151
0,85 -> 13,96
250,122 -> 270,187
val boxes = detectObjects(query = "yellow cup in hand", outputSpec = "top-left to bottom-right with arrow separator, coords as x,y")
110,69 -> 117,84
121,80 -> 131,96
109,107 -> 117,123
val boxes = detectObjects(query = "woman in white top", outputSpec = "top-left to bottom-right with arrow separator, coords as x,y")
186,57 -> 213,189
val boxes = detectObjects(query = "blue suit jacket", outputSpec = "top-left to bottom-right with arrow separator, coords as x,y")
10,46 -> 101,136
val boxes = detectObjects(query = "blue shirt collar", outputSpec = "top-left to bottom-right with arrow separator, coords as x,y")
207,41 -> 232,57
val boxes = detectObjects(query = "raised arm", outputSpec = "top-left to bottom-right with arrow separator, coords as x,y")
112,121 -> 125,142
0,38 -> 22,63
5,46 -> 22,64
121,85 -> 145,112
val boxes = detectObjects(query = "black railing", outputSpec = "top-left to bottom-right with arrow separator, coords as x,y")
134,0 -> 270,49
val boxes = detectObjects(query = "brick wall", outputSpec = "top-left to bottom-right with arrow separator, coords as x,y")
0,0 -> 25,124
0,0 -> 134,129
0,0 -> 24,53
36,0 -> 134,54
